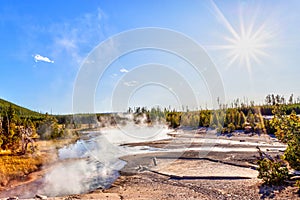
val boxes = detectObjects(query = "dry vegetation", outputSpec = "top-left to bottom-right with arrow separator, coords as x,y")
0,154 -> 44,187
0,135 -> 79,188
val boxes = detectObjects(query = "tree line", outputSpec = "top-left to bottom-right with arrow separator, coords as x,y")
1,93 -> 299,154
164,94 -> 300,133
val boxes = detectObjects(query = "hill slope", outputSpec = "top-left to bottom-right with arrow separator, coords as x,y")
0,98 -> 43,118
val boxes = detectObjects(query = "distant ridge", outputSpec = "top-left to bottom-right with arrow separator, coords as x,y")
0,98 -> 43,117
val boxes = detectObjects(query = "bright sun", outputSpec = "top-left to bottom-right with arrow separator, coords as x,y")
211,1 -> 272,72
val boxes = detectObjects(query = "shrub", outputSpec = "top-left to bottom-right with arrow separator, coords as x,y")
295,180 -> 300,190
227,123 -> 236,132
271,108 -> 300,170
257,157 -> 289,185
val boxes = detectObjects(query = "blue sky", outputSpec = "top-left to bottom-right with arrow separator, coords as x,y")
0,0 -> 300,114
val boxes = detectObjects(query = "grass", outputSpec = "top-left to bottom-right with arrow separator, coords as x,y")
0,154 -> 44,186
0,129 -> 80,187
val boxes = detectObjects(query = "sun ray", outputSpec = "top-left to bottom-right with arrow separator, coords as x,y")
239,14 -> 246,39
210,0 -> 240,41
245,53 -> 251,72
249,51 -> 262,65
224,37 -> 238,44
252,48 -> 269,57
227,54 -> 240,68
251,24 -> 266,40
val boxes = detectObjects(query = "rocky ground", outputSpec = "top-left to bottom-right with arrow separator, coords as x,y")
0,130 -> 299,200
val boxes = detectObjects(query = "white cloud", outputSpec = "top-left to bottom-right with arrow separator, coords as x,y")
120,68 -> 129,73
123,80 -> 138,87
34,54 -> 54,63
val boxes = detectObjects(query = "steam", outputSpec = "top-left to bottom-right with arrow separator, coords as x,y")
40,135 -> 126,196
42,160 -> 93,195
39,113 -> 172,197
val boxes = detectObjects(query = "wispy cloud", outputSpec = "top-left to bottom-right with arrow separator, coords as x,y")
48,8 -> 107,65
123,80 -> 138,87
34,54 -> 54,63
120,68 -> 129,73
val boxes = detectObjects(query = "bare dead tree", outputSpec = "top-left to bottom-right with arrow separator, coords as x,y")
20,127 -> 35,154
256,146 -> 274,161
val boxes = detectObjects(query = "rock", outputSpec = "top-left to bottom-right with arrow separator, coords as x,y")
152,157 -> 157,166
290,176 -> 300,180
6,197 -> 18,200
0,178 -> 9,187
291,170 -> 300,175
35,194 -> 47,199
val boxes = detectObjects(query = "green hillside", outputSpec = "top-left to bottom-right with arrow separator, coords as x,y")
0,98 -> 44,119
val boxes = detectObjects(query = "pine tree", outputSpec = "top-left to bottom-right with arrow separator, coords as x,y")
236,111 -> 242,129
0,105 -> 20,150
270,106 -> 300,171
211,111 -> 220,129
37,114 -> 61,140
246,110 -> 255,128
239,111 -> 246,128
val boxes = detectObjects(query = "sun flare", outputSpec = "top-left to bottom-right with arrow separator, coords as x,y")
210,1 -> 272,72
224,26 -> 270,71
